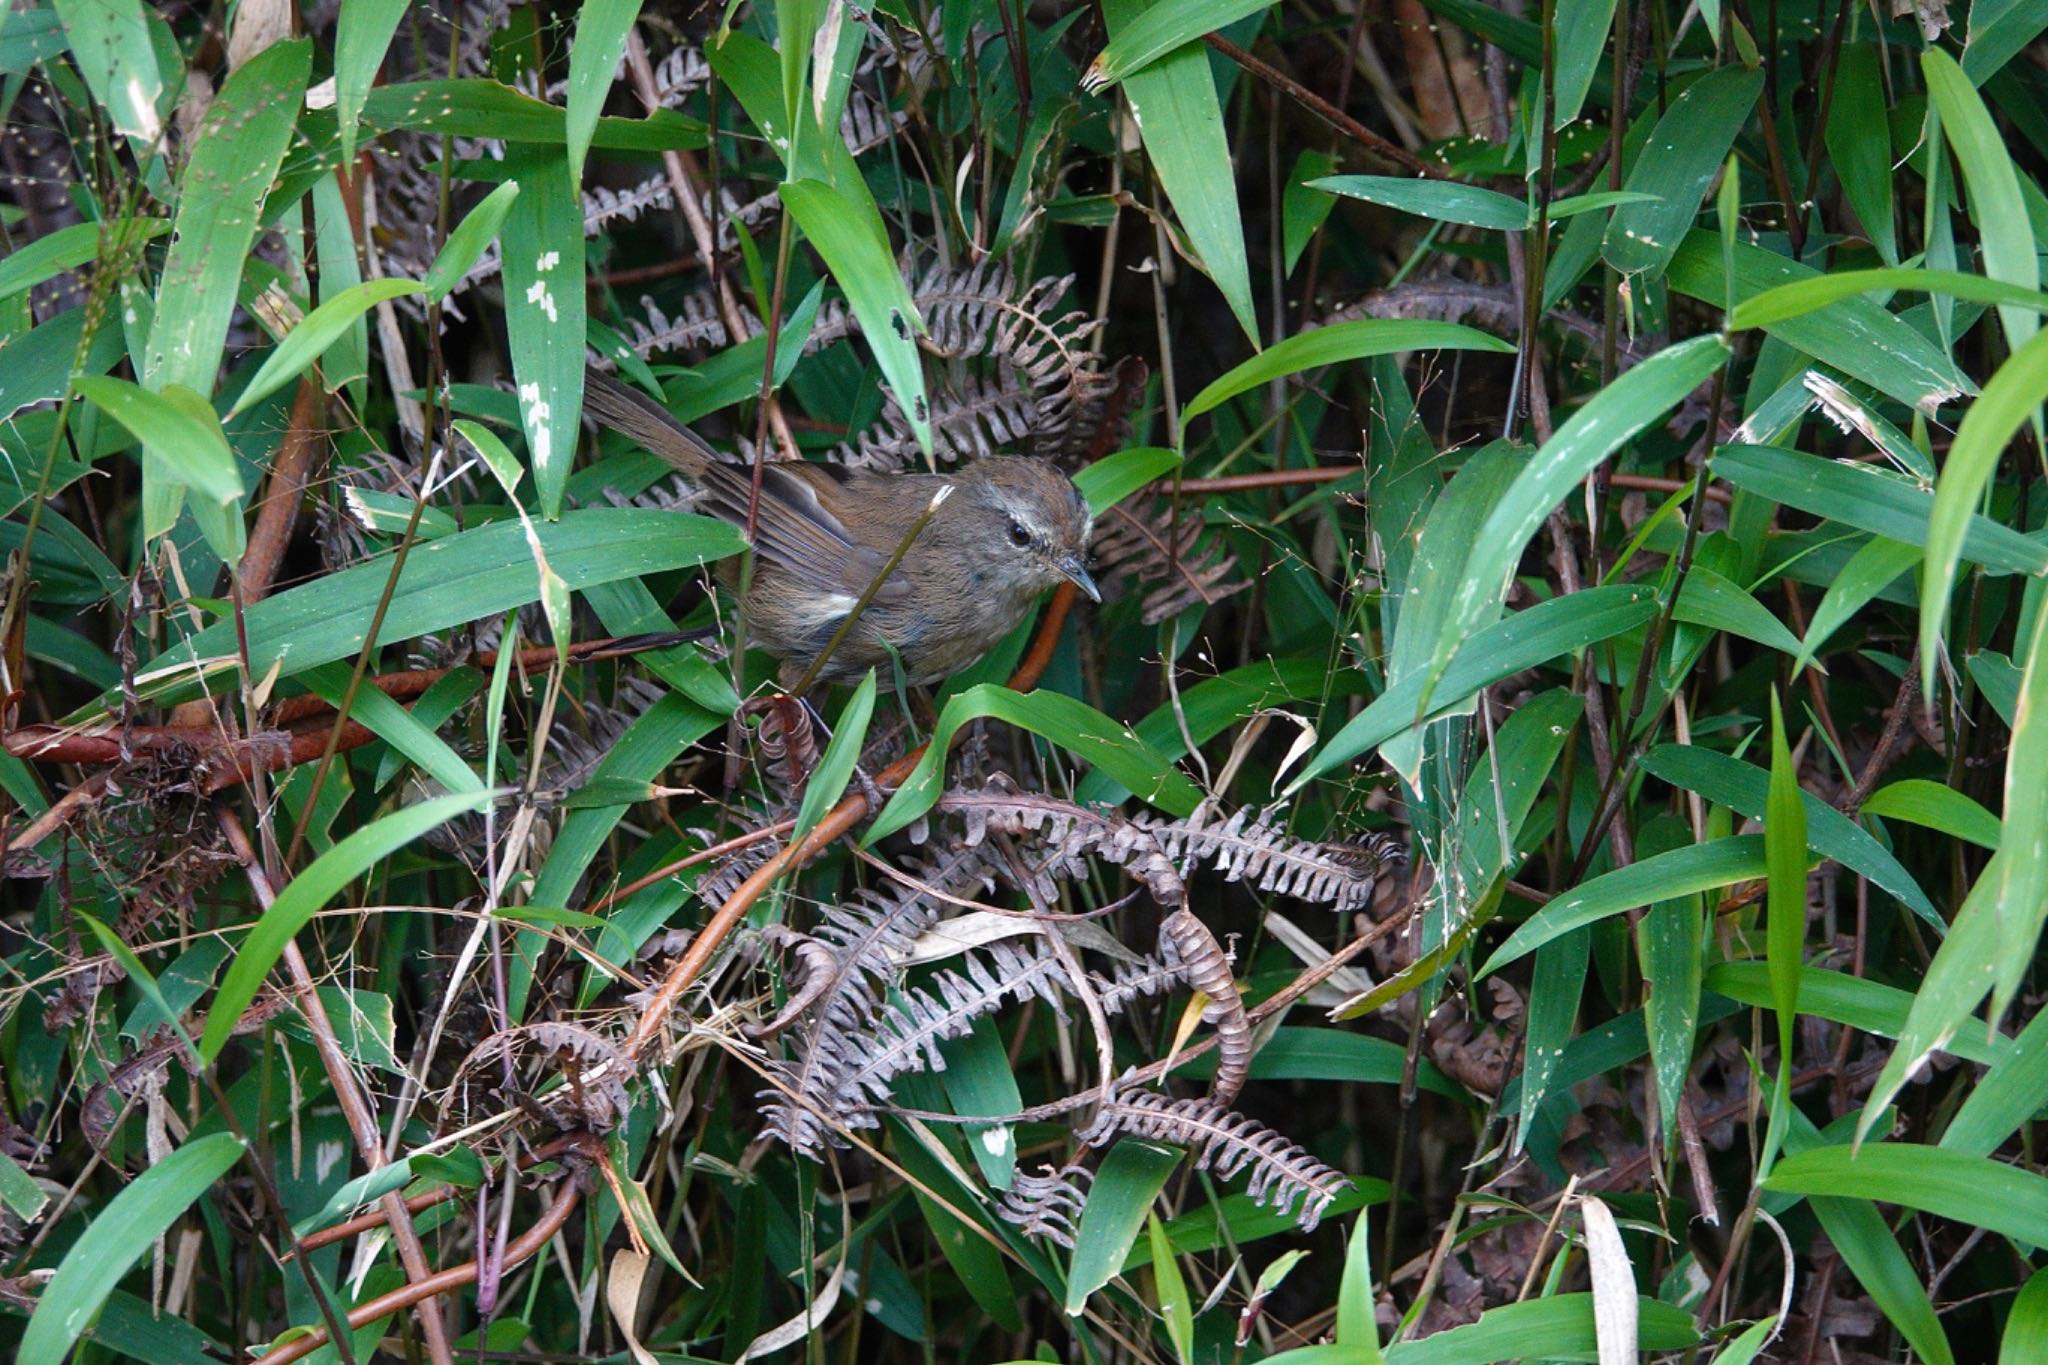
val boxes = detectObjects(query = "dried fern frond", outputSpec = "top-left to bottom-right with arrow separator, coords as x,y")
1091,494 -> 1247,625
1079,1090 -> 1350,1231
758,844 -> 999,1154
1160,909 -> 1251,1105
998,1163 -> 1094,1248
840,940 -> 1072,1099
1136,806 -> 1405,913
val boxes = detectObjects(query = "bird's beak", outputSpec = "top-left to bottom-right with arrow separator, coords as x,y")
1056,555 -> 1101,603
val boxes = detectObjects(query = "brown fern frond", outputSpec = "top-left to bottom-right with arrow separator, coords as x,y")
1160,910 -> 1250,1106
998,1163 -> 1094,1248
1079,1090 -> 1350,1231
839,941 -> 1072,1099
1091,494 -> 1247,624
1136,806 -> 1406,913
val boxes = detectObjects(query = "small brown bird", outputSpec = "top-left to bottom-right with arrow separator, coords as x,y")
585,370 -> 1098,689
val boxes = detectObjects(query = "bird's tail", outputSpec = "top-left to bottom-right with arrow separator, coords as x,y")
583,368 -> 728,477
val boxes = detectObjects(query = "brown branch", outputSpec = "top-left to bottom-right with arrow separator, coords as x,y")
242,378 -> 329,605
252,1175 -> 584,1365
1199,33 -> 1436,177
290,1137 -> 582,1256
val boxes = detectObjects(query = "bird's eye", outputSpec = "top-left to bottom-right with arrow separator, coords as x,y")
1008,519 -> 1032,549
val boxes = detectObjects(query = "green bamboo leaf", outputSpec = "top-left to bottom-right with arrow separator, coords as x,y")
1306,175 -> 1530,231
1072,446 -> 1182,514
1668,232 -> 1972,412
19,1132 -> 247,1363
1381,1295 -> 1697,1364
1552,0 -> 1617,126
1715,444 -> 2046,575
1334,1209 -> 1385,1360
1991,602 -> 2048,1021
1481,837 -> 1773,977
52,0 -> 161,144
75,509 -> 745,718
1760,691 -> 1807,1176
869,684 -> 1203,843
299,663 -> 484,796
334,0 -> 408,162
1423,335 -> 1728,709
1945,1002 -> 2048,1158
794,671 -> 877,844
1765,1144 -> 2048,1249
1183,319 -> 1512,424
1860,779 -> 2001,850
0,217 -> 167,303
231,279 -> 425,417
780,177 -> 932,457
1731,268 -> 2048,331
1639,745 -> 1938,927
1672,566 -> 1805,659
1919,327 -> 2048,693
73,377 -> 241,505
141,37 -> 310,538
2001,1269 -> 2048,1365
1105,0 -> 1259,349
202,790 -> 491,1062
1857,855 -> 2003,1147
1778,1109 -> 1956,1365
1825,45 -> 1897,262
359,80 -> 704,151
1291,583 -> 1657,792
1148,1213 -> 1195,1364
1065,1140 -> 1181,1313
1790,537 -> 1920,676
1283,149 -> 1340,273
1964,0 -> 2048,84
1925,49 -> 2039,359
502,151 -> 586,518
425,180 -> 520,300
1705,964 -> 2009,1067
1603,68 -> 1762,281
1082,0 -> 1276,89
565,1 -> 644,180
1637,819 -> 1703,1152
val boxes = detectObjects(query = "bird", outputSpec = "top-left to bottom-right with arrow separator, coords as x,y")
583,369 -> 1099,690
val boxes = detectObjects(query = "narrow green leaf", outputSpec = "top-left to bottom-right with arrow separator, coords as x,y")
1860,779 -> 2001,850
793,671 -> 877,844
1603,68 -> 1762,281
1183,319 -> 1512,424
0,218 -> 167,303
1991,602 -> 2048,1021
1283,149 -> 1340,273
1334,1209 -> 1385,1360
141,38 -> 311,537
1105,0 -> 1259,349
869,684 -> 1203,843
74,377 -> 241,505
1065,1140 -> 1181,1313
1760,692 -> 1807,1176
1307,175 -> 1530,231
52,0 -> 161,144
1482,837 -> 1773,976
20,1132 -> 247,1362
425,180 -> 520,300
565,2 -> 645,179
1732,268 -> 2048,331
502,151 -> 586,518
1424,336 -> 1728,709
2001,1269 -> 2048,1365
232,279 -> 425,417
1552,0 -> 1618,126
1716,444 -> 2045,576
1765,1144 -> 2048,1249
1945,999 -> 2048,1157
1925,49 -> 2039,358
1083,0 -> 1276,89
1381,1295 -> 1697,1364
335,0 -> 409,162
203,790 -> 491,1062
1826,46 -> 1896,262
1073,446 -> 1182,515
1921,326 -> 2048,690
780,177 -> 932,457
1147,1213 -> 1195,1365
1292,584 -> 1657,791
1790,537 -> 1920,676
360,80 -> 704,151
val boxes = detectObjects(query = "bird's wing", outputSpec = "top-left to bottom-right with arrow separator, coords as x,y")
586,368 -> 908,604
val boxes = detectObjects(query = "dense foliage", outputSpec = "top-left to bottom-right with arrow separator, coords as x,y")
2,0 -> 2047,1361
